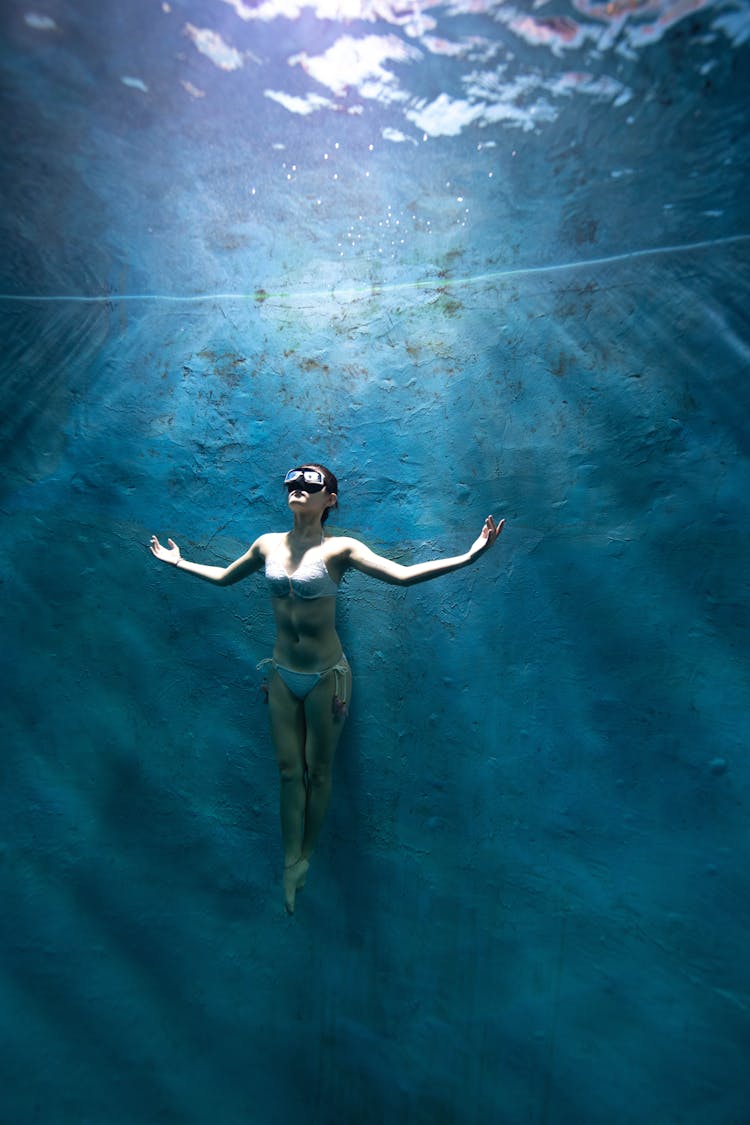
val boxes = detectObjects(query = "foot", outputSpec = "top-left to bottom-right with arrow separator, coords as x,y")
283,857 -> 310,914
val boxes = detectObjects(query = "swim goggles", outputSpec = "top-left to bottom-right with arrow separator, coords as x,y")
284,468 -> 326,493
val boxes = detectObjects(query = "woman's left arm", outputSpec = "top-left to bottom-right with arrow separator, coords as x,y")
340,516 -> 504,587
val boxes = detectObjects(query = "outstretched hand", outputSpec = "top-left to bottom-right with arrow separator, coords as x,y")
469,515 -> 505,560
150,534 -> 181,566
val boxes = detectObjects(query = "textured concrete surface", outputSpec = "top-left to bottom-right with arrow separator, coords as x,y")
2,1 -> 749,1121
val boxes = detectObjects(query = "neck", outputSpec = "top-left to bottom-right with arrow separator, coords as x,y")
290,514 -> 323,541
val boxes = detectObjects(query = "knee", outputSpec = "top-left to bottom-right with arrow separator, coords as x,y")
278,759 -> 304,784
307,763 -> 332,790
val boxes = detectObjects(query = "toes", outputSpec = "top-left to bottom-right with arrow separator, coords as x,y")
283,858 -> 309,913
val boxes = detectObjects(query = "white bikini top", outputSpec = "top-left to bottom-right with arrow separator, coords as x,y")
265,541 -> 339,600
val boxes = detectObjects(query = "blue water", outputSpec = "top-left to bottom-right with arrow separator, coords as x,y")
2,0 -> 750,1121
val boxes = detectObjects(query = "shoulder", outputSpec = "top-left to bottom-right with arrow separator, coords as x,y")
250,531 -> 285,559
322,535 -> 363,561
323,536 -> 386,573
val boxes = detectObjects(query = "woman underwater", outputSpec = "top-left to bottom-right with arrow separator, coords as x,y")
150,463 -> 504,913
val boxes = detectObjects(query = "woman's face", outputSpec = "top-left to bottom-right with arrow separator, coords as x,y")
285,466 -> 336,521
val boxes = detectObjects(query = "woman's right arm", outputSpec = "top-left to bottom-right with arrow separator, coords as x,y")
149,534 -> 268,586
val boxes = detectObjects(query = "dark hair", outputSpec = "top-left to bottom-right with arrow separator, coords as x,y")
302,463 -> 338,524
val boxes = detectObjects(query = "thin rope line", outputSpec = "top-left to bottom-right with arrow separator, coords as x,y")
0,233 -> 747,305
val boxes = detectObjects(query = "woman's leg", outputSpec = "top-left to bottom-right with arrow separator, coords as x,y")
267,674 -> 307,910
301,660 -> 352,862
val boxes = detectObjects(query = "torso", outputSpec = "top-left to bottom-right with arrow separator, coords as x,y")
262,533 -> 346,671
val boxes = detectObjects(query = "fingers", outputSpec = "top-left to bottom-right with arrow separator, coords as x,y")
483,516 -> 505,544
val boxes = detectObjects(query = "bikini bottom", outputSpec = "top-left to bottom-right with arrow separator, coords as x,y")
257,655 -> 350,715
